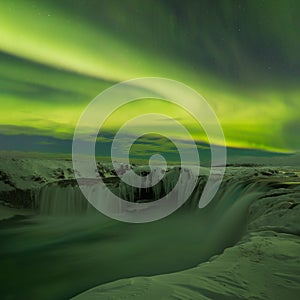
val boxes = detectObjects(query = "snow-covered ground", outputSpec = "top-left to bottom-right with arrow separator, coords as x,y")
0,156 -> 300,299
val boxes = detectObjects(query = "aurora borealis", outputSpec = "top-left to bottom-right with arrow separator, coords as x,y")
0,0 -> 299,157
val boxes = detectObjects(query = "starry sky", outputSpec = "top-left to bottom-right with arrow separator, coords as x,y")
0,0 -> 299,160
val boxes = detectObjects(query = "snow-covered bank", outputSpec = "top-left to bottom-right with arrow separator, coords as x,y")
73,232 -> 300,300
1,156 -> 300,300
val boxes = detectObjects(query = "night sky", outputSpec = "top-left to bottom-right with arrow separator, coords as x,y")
0,0 -> 299,158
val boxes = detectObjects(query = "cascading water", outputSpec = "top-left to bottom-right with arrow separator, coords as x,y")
37,182 -> 88,215
36,167 -> 267,218
119,167 -> 180,202
36,167 -> 199,215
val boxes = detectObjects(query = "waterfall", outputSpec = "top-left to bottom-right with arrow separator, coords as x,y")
80,183 -> 122,215
36,167 -> 271,217
36,180 -> 122,216
36,167 -> 197,216
118,167 -> 182,203
37,182 -> 88,215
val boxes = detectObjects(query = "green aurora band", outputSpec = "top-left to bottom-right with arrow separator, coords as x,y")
0,0 -> 299,155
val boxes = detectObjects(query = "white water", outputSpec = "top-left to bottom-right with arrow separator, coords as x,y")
38,183 -> 88,215
36,167 -> 199,215
36,167 -> 267,218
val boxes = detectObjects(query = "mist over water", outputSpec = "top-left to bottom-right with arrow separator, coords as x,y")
0,177 -> 268,300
